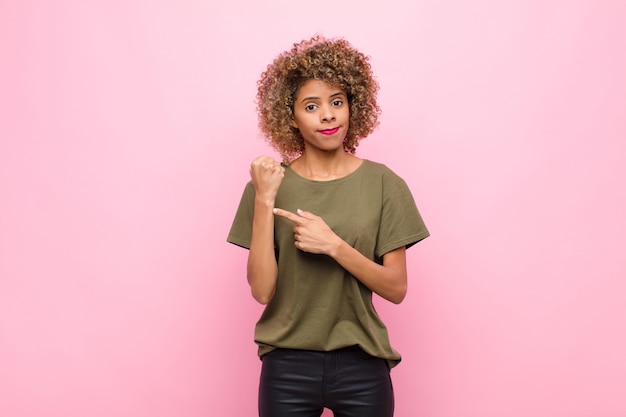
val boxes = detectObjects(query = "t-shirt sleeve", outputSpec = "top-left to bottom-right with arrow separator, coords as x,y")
226,181 -> 255,250
375,171 -> 430,258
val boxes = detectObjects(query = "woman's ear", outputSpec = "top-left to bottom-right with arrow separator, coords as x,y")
289,107 -> 298,129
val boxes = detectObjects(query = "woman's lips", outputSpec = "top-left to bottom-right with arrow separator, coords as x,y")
318,127 -> 340,135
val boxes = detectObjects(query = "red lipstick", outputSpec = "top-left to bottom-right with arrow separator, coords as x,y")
318,127 -> 340,135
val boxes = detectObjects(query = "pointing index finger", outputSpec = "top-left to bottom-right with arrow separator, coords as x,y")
273,208 -> 302,224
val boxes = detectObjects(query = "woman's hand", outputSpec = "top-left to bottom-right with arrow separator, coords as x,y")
250,156 -> 285,204
272,208 -> 341,256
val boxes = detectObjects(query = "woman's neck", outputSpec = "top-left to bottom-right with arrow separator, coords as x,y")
290,151 -> 362,181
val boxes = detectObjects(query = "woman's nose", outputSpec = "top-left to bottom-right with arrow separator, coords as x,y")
321,106 -> 336,122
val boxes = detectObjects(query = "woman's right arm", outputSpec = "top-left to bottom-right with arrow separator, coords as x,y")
247,156 -> 285,304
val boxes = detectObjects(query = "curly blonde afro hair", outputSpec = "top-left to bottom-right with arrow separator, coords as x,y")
256,35 -> 381,163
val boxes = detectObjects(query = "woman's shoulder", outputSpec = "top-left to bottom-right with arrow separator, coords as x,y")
361,159 -> 402,179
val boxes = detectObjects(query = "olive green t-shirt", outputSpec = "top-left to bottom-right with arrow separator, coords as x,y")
227,159 -> 429,368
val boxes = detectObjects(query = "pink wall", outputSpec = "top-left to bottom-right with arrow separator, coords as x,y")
1,1 -> 625,416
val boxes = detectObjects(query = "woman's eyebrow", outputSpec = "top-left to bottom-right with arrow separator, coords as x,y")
300,92 -> 345,103
300,96 -> 320,103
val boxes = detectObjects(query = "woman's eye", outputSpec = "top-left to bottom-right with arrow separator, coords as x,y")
305,104 -> 317,111
332,100 -> 343,106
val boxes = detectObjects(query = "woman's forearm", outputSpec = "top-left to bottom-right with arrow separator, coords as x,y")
329,242 -> 408,304
247,197 -> 279,304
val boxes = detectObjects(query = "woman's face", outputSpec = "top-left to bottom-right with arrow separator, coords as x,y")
290,79 -> 350,154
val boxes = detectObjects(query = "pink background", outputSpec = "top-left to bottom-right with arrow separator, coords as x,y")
1,1 -> 625,416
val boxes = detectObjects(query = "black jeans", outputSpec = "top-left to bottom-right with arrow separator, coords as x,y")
259,346 -> 394,417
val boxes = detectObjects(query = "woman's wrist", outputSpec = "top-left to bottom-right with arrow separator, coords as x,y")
254,195 -> 276,208
327,234 -> 346,259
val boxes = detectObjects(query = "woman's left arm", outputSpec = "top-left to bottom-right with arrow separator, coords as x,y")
273,208 -> 408,304
333,242 -> 407,304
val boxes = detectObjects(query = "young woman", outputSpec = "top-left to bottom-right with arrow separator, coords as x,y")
227,35 -> 429,417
